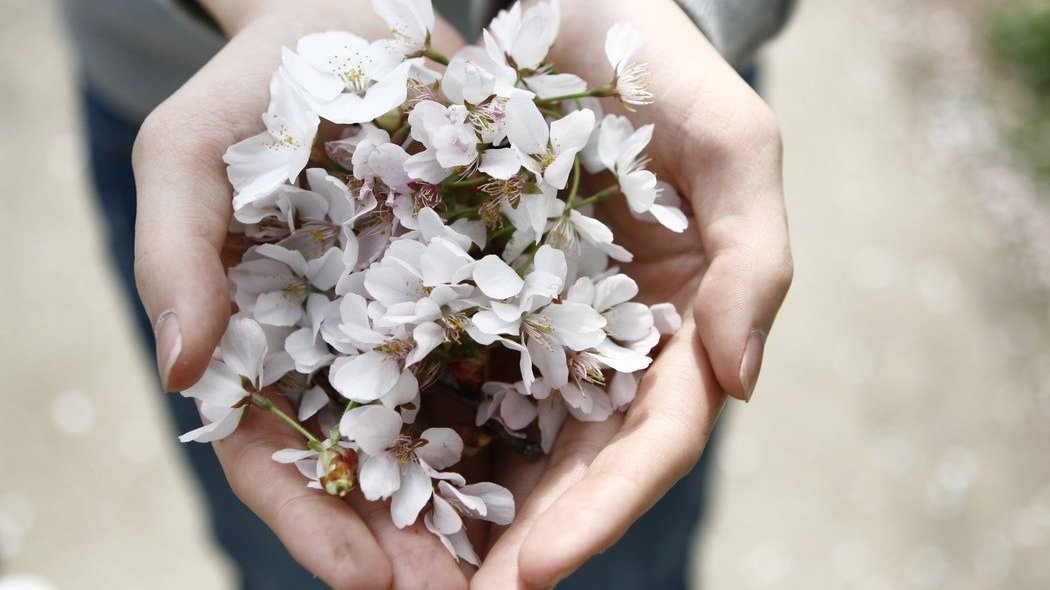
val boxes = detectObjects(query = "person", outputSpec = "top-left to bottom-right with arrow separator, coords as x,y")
60,0 -> 794,588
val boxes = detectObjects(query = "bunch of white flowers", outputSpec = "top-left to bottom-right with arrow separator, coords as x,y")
181,0 -> 686,564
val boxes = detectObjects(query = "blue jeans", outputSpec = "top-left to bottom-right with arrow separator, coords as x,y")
83,89 -> 720,590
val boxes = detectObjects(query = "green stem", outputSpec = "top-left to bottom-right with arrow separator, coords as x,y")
571,184 -> 620,210
445,176 -> 488,188
535,86 -> 613,105
446,206 -> 480,221
423,47 -> 450,66
565,157 -> 582,208
251,393 -> 321,447
490,224 -> 516,241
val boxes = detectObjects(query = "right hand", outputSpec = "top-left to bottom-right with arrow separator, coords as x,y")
131,2 -> 474,588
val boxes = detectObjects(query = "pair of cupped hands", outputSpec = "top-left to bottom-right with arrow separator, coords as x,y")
132,0 -> 792,588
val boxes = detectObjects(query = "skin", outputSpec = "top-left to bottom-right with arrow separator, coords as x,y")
131,0 -> 791,588
471,4 -> 792,587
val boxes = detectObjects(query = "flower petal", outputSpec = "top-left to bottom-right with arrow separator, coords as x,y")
417,428 -> 463,470
220,317 -> 269,383
391,462 -> 432,528
473,255 -> 525,300
458,482 -> 516,525
330,351 -> 401,402
340,404 -> 403,455
505,94 -> 549,155
359,452 -> 401,500
479,147 -> 521,179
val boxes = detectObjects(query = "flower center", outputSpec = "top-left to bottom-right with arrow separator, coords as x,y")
378,337 -> 415,369
339,66 -> 372,95
392,435 -> 425,465
569,352 -> 606,386
523,313 -> 555,346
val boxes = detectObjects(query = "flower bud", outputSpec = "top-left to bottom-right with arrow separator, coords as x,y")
320,448 -> 358,498
375,108 -> 404,133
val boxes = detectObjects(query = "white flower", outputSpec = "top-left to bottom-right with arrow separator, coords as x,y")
505,94 -> 595,190
488,0 -> 561,72
426,480 -> 515,564
179,318 -> 269,443
340,406 -> 465,527
630,179 -> 689,233
441,57 -> 497,106
229,243 -> 345,327
242,169 -> 375,258
224,71 -> 318,205
604,22 -> 653,108
282,31 -> 414,124
530,378 -> 613,452
545,204 -> 633,263
469,246 -> 606,391
327,325 -> 439,407
373,0 -> 434,53
476,381 -> 538,432
597,114 -> 684,231
569,274 -> 653,343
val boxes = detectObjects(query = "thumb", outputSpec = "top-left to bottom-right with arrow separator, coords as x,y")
687,111 -> 793,402
132,113 -> 234,392
131,24 -> 280,391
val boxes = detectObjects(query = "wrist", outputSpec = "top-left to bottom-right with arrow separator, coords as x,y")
196,0 -> 378,37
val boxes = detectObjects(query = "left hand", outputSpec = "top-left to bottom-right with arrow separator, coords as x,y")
471,1 -> 793,586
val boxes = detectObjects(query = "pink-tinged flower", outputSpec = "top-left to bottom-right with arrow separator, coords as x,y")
505,95 -> 595,190
224,71 -> 318,206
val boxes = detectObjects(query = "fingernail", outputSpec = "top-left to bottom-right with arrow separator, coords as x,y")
739,329 -> 767,402
155,310 -> 182,391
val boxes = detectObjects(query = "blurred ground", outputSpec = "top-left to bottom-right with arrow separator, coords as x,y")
0,1 -> 1048,589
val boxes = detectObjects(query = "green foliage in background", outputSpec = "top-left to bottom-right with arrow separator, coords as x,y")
988,1 -> 1050,181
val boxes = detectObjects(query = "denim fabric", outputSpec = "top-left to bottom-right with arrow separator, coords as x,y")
81,64 -> 757,585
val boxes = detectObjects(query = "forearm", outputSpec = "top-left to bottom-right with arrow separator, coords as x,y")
193,0 -> 385,36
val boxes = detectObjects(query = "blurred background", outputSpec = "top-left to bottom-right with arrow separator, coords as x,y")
1,0 -> 1048,588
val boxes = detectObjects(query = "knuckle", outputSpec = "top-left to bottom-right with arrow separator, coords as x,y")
772,250 -> 795,296
133,99 -> 233,173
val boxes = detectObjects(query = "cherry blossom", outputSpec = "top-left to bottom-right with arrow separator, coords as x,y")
200,1 -> 687,560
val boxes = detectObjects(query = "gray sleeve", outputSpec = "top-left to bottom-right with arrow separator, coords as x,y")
673,0 -> 797,68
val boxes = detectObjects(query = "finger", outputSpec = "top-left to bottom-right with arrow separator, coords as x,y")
685,113 -> 793,402
348,494 -> 470,589
132,21 -> 293,392
211,393 -> 392,590
471,418 -> 621,589
516,317 -> 725,588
